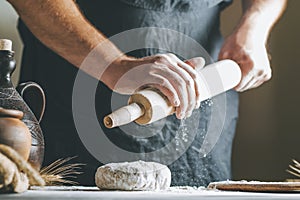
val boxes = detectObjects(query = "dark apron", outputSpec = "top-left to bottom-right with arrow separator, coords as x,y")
18,0 -> 238,186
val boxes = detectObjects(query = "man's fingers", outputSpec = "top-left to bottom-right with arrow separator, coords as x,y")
159,55 -> 196,118
174,61 -> 197,115
237,69 -> 271,92
185,57 -> 205,109
147,54 -> 207,118
252,80 -> 265,89
235,72 -> 253,92
239,77 -> 256,92
168,66 -> 192,119
185,57 -> 206,71
146,74 -> 180,107
180,57 -> 207,112
155,66 -> 189,119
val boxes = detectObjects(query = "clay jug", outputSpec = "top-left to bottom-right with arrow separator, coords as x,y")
0,108 -> 31,160
0,39 -> 45,170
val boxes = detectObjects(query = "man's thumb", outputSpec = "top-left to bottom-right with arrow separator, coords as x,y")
185,57 -> 206,71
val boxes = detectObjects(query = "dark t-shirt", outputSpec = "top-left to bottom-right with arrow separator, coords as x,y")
18,0 -> 238,186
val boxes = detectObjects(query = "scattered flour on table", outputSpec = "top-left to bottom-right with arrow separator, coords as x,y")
95,160 -> 171,191
167,186 -> 208,193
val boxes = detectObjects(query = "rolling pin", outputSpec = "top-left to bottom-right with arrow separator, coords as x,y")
104,59 -> 241,128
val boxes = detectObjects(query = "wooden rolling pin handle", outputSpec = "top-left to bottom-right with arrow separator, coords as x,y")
0,39 -> 12,51
103,103 -> 144,128
129,89 -> 175,125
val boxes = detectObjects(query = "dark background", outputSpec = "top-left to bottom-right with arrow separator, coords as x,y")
221,0 -> 300,181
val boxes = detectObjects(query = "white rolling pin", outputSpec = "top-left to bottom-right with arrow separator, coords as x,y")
104,59 -> 242,128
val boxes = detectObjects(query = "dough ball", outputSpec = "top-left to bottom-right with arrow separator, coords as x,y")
95,160 -> 171,191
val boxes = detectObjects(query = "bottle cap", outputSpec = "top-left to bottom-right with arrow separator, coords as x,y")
0,39 -> 12,51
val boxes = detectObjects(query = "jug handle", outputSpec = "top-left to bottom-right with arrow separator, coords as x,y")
16,82 -> 46,123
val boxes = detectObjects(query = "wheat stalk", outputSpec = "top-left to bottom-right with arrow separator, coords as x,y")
287,159 -> 300,178
40,157 -> 85,186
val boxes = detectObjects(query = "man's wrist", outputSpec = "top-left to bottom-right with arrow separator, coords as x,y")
101,54 -> 135,90
235,12 -> 270,45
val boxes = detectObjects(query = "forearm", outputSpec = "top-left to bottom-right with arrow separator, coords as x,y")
7,0 -> 123,79
219,0 -> 287,92
238,0 -> 287,43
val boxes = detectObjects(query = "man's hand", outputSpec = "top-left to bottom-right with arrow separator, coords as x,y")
103,54 -> 205,119
219,30 -> 271,92
219,0 -> 287,92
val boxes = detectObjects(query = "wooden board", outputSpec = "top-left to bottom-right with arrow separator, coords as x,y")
208,181 -> 300,192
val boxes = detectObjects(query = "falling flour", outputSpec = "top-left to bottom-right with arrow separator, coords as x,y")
95,160 -> 171,191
